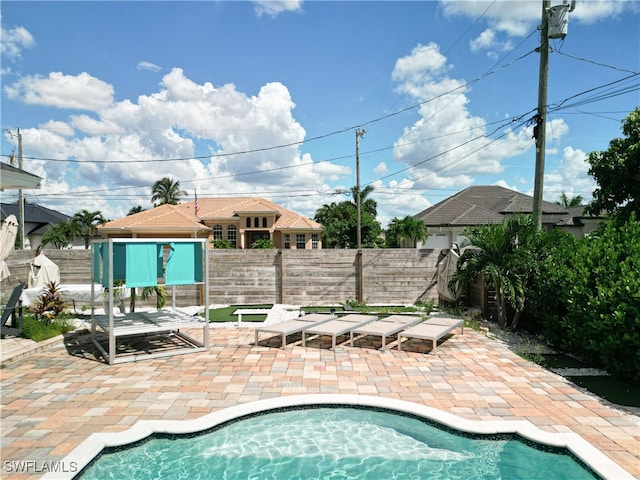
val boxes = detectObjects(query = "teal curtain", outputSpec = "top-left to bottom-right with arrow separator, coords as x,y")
166,242 -> 202,285
113,243 -> 127,283
125,243 -> 160,287
92,244 -> 101,284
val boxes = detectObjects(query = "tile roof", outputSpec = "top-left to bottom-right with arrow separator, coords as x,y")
99,197 -> 322,234
99,204 -> 208,233
1,202 -> 70,226
414,186 -> 568,226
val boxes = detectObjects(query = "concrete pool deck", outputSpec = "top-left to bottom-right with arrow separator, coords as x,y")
1,326 -> 639,479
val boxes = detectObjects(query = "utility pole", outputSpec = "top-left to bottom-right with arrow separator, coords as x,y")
355,128 -> 365,249
533,0 -> 550,232
17,129 -> 25,249
533,0 -> 575,231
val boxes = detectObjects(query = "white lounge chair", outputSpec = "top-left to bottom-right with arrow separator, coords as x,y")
254,313 -> 337,348
397,315 -> 464,352
302,314 -> 378,349
349,314 -> 423,349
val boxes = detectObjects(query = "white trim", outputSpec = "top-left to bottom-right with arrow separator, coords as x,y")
50,394 -> 634,480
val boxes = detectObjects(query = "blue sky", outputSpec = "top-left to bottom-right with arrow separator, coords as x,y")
1,0 -> 639,226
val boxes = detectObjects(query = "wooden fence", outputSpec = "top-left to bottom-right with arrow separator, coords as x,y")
2,248 -> 440,308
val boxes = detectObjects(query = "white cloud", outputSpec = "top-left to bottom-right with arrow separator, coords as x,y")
12,68 -> 343,220
4,72 -> 114,111
390,42 -> 532,192
0,24 -> 35,60
39,120 -> 75,137
544,146 -> 595,202
440,0 -> 637,55
137,61 -> 161,72
374,162 -> 388,176
253,0 -> 303,17
469,29 -> 497,52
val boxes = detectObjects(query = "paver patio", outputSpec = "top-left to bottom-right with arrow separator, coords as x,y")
1,327 -> 639,479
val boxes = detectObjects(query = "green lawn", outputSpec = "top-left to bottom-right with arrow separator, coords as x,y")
203,305 -> 273,323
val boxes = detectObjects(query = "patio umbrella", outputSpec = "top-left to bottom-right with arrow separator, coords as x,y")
437,243 -> 462,303
28,252 -> 61,288
0,215 -> 18,281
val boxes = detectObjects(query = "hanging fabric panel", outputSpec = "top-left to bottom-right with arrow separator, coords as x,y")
165,242 -> 201,285
113,243 -> 127,283
101,243 -> 110,286
125,242 -> 160,287
92,244 -> 102,284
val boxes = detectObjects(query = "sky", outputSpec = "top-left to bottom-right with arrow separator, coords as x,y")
1,0 -> 639,227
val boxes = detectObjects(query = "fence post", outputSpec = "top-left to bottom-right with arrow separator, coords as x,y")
356,250 -> 364,304
276,250 -> 283,304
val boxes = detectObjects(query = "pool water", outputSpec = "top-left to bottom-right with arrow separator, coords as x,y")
78,407 -> 598,480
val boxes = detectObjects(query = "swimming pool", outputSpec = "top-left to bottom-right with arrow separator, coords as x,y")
52,395 -> 633,480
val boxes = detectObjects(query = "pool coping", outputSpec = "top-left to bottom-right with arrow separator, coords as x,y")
49,393 -> 634,480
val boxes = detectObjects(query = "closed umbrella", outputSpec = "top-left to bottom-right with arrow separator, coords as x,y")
0,215 -> 18,281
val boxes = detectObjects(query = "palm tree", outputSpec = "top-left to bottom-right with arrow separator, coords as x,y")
151,177 -> 187,206
449,215 -> 538,328
349,185 -> 377,216
41,222 -> 71,249
556,192 -> 584,207
127,205 -> 144,216
72,210 -> 107,249
386,216 -> 428,248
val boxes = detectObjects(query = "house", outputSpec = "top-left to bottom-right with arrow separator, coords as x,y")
414,186 -> 601,249
0,202 -> 83,251
98,197 -> 324,249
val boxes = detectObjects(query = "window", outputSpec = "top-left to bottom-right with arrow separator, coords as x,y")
212,225 -> 223,240
296,233 -> 306,249
283,234 -> 290,249
311,234 -> 319,249
254,217 -> 259,228
262,217 -> 267,228
246,217 -> 251,228
227,225 -> 237,247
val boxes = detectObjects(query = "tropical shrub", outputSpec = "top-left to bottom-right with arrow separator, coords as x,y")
29,281 -> 69,321
212,239 -> 234,249
527,215 -> 640,381
450,215 -> 550,329
251,239 -> 275,249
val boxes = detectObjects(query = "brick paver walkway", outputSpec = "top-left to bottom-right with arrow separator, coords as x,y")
1,328 -> 639,479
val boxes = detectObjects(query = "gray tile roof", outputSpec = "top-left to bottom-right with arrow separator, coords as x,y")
1,203 -> 71,234
414,186 -> 568,226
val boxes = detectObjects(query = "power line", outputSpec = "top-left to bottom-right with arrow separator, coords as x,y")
553,49 -> 639,75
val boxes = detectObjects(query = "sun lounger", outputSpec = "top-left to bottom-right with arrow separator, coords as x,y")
254,313 -> 337,348
349,314 -> 423,349
302,314 -> 378,349
397,315 -> 464,352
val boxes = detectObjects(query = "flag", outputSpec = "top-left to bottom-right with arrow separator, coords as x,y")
194,190 -> 199,216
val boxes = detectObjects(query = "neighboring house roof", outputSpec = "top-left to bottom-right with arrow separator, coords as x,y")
1,202 -> 70,235
99,197 -> 322,234
555,205 -> 599,226
99,204 -> 209,234
0,162 -> 42,189
414,186 -> 568,227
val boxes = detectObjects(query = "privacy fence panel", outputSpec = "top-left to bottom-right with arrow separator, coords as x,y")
3,248 -> 440,307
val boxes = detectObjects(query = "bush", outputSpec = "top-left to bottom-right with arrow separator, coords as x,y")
212,239 -> 233,249
250,239 -> 275,249
527,216 -> 640,381
29,281 -> 69,321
